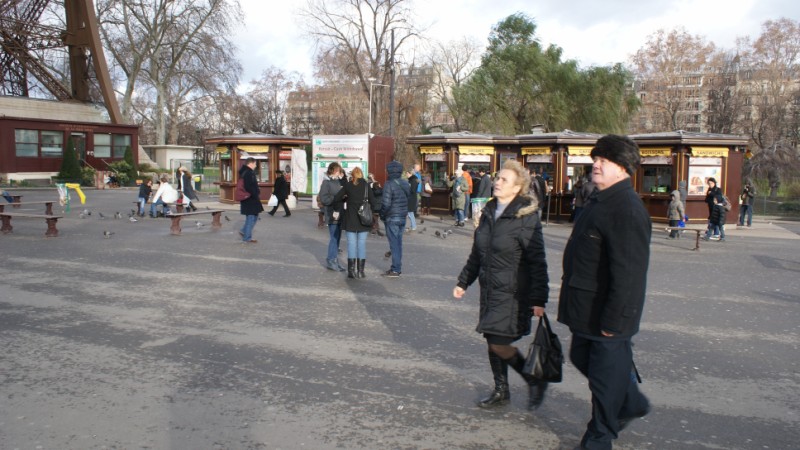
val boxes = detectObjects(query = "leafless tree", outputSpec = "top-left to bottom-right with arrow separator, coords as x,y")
298,0 -> 420,134
97,0 -> 242,144
705,51 -> 745,134
737,18 -> 800,196
630,28 -> 716,132
425,36 -> 481,131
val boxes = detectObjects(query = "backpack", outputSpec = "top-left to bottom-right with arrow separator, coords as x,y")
722,194 -> 732,211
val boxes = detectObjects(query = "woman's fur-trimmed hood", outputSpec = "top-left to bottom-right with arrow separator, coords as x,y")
485,194 -> 539,218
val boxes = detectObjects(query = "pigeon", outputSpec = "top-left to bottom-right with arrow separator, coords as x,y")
98,212 -> 106,219
103,230 -> 114,238
384,251 -> 392,258
195,221 -> 204,228
82,209 -> 91,216
445,229 -> 454,235
224,215 -> 230,222
435,230 -> 447,239
130,209 -> 136,216
79,213 -> 86,219
114,212 -> 122,219
129,216 -> 138,222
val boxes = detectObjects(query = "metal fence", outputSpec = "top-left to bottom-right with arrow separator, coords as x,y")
752,195 -> 800,218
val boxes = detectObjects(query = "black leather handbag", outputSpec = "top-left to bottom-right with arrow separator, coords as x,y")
523,313 -> 564,382
357,183 -> 373,226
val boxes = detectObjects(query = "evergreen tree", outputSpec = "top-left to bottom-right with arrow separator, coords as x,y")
123,146 -> 137,185
57,137 -> 82,182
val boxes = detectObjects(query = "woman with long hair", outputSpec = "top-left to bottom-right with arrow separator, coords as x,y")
334,167 -> 377,278
319,162 -> 346,271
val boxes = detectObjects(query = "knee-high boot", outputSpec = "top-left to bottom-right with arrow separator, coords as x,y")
477,351 -> 510,408
347,259 -> 357,279
506,350 -> 549,410
357,259 -> 366,278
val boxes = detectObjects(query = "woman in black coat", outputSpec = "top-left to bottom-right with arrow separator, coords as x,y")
268,170 -> 291,217
334,167 -> 377,279
453,159 -> 550,410
239,158 -> 263,243
704,177 -> 721,218
407,171 -> 419,230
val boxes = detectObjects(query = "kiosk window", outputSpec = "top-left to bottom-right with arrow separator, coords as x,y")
642,166 -> 672,193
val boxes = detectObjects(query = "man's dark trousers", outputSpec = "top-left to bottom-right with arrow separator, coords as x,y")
570,334 -> 649,450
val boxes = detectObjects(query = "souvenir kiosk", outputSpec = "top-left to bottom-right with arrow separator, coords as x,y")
205,133 -> 311,204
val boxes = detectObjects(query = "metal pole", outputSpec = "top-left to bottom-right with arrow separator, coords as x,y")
389,29 -> 395,138
368,83 -> 374,135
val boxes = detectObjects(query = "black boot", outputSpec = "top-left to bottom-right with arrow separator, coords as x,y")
357,259 -> 366,278
477,351 -> 510,408
506,350 -> 549,410
347,259 -> 357,279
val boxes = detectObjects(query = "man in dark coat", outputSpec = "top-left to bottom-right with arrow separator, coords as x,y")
268,170 -> 291,217
239,158 -> 263,243
558,135 -> 651,450
379,161 -> 410,277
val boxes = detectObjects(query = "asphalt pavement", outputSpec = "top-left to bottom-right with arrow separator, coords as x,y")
1,188 -> 798,449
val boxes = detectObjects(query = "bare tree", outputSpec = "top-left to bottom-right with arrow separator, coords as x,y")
737,18 -> 800,196
705,51 -> 744,134
630,28 -> 716,132
298,0 -> 420,133
97,0 -> 242,144
426,36 -> 481,131
239,67 -> 304,134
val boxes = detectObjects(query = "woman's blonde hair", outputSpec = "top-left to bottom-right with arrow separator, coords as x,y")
501,159 -> 531,196
351,166 -> 364,185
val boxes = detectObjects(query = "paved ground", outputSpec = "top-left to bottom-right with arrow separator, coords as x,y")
1,188 -> 798,450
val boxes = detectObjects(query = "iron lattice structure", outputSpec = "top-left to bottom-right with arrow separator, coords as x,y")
0,0 -> 122,123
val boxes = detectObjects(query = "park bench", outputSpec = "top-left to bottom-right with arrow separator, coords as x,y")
665,227 -> 706,251
166,209 -> 225,235
0,212 -> 65,237
2,193 -> 23,204
0,200 -> 56,215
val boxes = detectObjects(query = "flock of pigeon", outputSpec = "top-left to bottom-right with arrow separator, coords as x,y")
75,208 -> 231,239
80,207 -> 458,240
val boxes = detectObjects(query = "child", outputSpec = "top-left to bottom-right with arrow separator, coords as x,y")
137,179 -> 152,217
667,190 -> 685,239
703,194 -> 727,242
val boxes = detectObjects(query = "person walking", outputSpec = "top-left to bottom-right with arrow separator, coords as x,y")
463,167 -> 474,219
448,169 -> 468,227
268,170 -> 291,217
334,167 -> 377,279
453,159 -> 550,411
368,173 -> 383,235
379,160 -> 410,277
738,183 -> 755,227
704,178 -> 723,239
667,189 -> 685,239
406,170 -> 419,231
558,135 -> 651,450
475,168 -> 492,199
238,157 -> 263,244
319,162 -> 346,272
420,170 -> 433,217
531,168 -> 547,219
177,167 -> 199,211
703,194 -> 727,242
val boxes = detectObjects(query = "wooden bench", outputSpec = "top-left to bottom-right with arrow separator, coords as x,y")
3,193 -> 23,205
166,209 -> 224,235
665,227 -> 706,251
0,201 -> 55,215
0,212 -> 65,237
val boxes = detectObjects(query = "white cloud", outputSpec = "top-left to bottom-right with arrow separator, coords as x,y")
231,0 -> 800,86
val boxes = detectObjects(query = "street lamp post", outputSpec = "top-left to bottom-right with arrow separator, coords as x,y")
368,81 -> 389,135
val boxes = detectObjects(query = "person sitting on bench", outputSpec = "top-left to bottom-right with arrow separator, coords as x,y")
150,175 -> 178,217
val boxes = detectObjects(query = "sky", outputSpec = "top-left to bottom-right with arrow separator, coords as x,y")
231,0 -> 798,87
